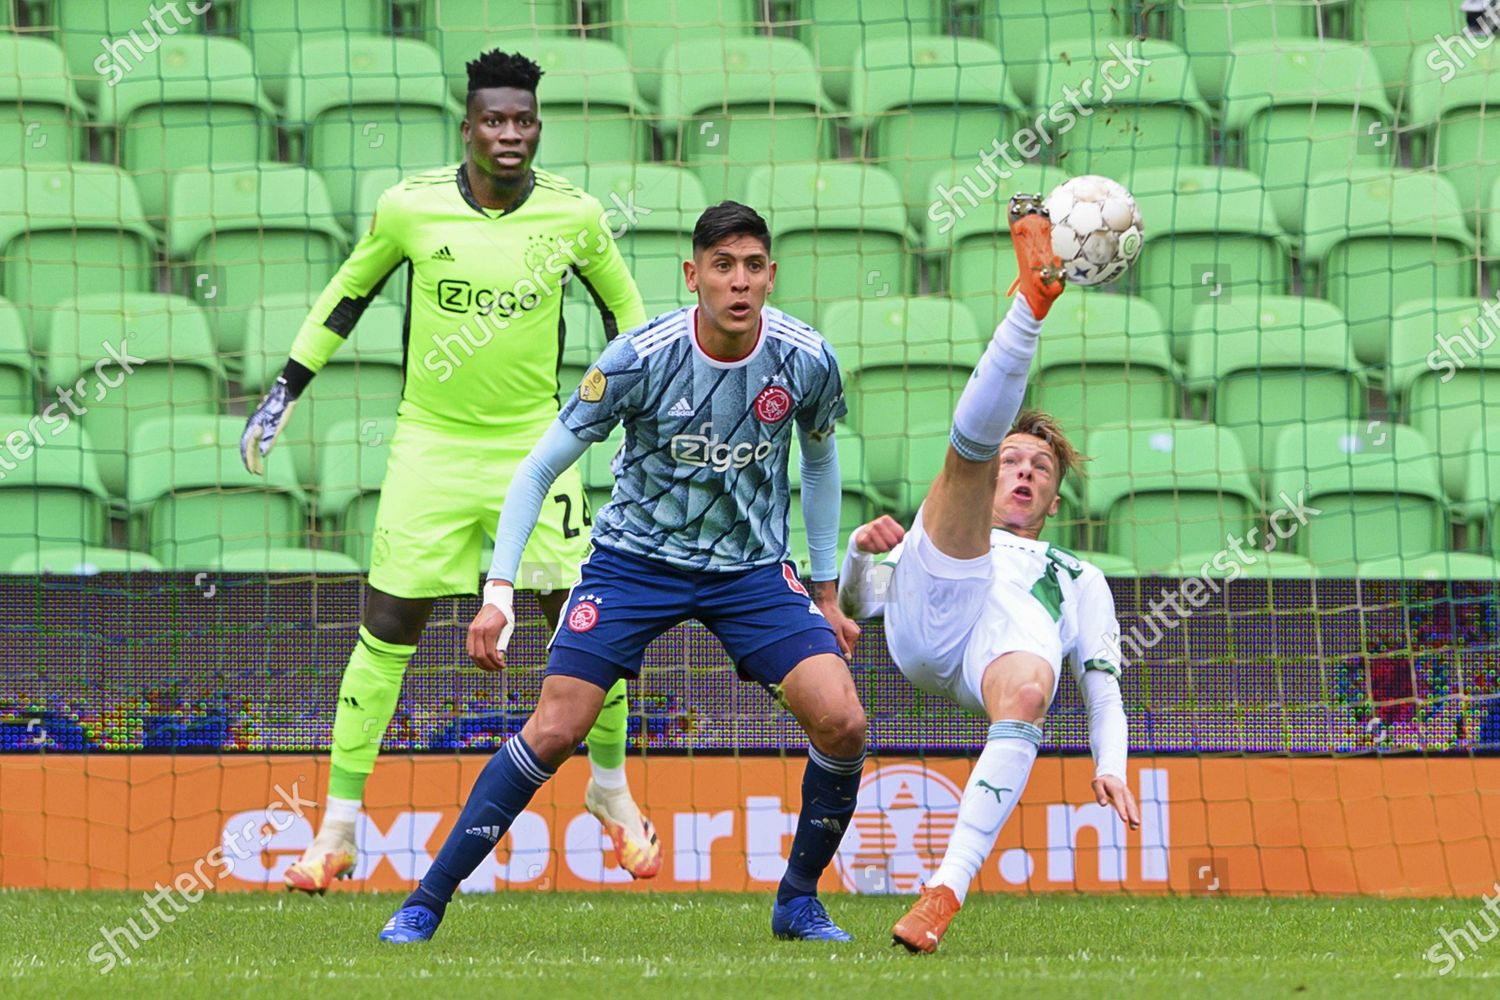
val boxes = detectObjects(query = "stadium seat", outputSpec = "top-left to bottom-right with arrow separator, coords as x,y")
785,427 -> 890,574
0,165 -> 158,343
1171,0 -> 1318,104
973,0 -> 1128,107
283,35 -> 462,229
790,0 -> 942,107
579,425 -> 626,516
166,164 -> 348,360
861,426 -> 948,521
0,297 -> 33,413
215,546 -> 363,573
1083,421 -> 1261,572
923,163 -> 1071,332
54,0 -> 203,103
1189,295 -> 1364,477
1456,423 -> 1500,557
742,163 -> 914,326
424,0 -> 584,93
555,162 -> 706,314
94,34 -> 278,223
1035,37 -> 1213,179
819,297 -> 979,451
1354,0 -> 1465,103
1164,548 -> 1321,578
315,416 -> 393,565
659,35 -> 834,202
1129,166 -> 1293,351
1267,420 -> 1448,574
848,35 -> 1022,226
229,0 -> 392,106
126,415 -> 309,569
1407,41 -> 1500,231
1221,39 -> 1396,235
0,35 -> 87,165
7,546 -> 164,574
600,0 -> 764,105
1069,550 -> 1138,577
1026,294 -> 1180,434
1355,551 -> 1500,580
1301,169 -> 1476,366
241,293 -> 405,491
47,292 -> 224,498
0,414 -> 112,571
559,300 -> 613,399
1388,297 -> 1499,501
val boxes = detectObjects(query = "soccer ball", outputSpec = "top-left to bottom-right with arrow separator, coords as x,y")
1044,176 -> 1144,287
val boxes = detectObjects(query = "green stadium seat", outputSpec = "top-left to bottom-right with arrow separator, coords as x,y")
659,35 -> 834,202
743,163 -> 914,326
126,414 -> 309,569
1301,168 -> 1476,366
1408,41 -> 1500,231
94,34 -> 278,224
0,165 -> 158,343
7,546 -> 164,574
215,546 -> 363,573
424,0 -> 583,94
230,0 -> 391,106
0,414 -> 111,571
1456,423 -> 1500,557
785,427 -> 890,575
1221,39 -> 1396,235
1129,166 -> 1293,351
555,162 -> 706,314
974,0 -> 1127,107
1267,419 -> 1448,575
166,164 -> 348,360
1189,295 -> 1364,477
1354,0 -> 1465,103
0,35 -> 87,165
284,35 -> 462,229
315,416 -> 393,565
1025,294 -> 1180,434
1355,551 -> 1500,580
923,163 -> 1071,332
1035,37 -> 1213,179
579,425 -> 626,516
848,35 -> 1022,227
862,426 -> 948,521
791,0 -> 942,107
47,292 -> 224,498
0,297 -> 33,413
1083,421 -> 1261,572
559,300 -> 613,399
818,297 -> 979,455
1389,297 -> 1500,501
55,0 -> 202,104
1171,0 -> 1318,104
600,0 -> 763,105
241,292 -> 405,491
1164,548 -> 1321,578
1069,550 -> 1138,577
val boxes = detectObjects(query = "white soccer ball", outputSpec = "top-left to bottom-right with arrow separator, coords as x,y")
1044,175 -> 1144,287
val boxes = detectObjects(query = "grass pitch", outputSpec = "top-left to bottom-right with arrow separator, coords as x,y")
2,891 -> 1494,998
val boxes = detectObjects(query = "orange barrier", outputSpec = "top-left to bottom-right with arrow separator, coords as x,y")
3,754 -> 1498,896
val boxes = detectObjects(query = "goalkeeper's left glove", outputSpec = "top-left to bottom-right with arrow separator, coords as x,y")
240,361 -> 312,476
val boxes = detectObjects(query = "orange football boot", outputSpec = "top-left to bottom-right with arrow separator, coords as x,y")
1006,192 -> 1066,320
585,779 -> 663,879
892,883 -> 963,954
283,832 -> 356,895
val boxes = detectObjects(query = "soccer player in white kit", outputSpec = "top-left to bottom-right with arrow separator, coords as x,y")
838,194 -> 1141,953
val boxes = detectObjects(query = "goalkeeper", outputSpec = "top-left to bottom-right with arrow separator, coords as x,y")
239,50 -> 661,892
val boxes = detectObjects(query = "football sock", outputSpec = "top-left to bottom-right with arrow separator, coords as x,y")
321,795 -> 361,840
404,735 -> 555,917
930,720 -> 1042,904
776,746 -> 866,904
328,626 -> 416,802
950,296 -> 1043,462
586,679 -> 629,781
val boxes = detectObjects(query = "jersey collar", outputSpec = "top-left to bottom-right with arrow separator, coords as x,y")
691,307 -> 766,369
456,163 -> 535,218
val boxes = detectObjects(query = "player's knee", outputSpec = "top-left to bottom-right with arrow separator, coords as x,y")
526,704 -> 593,767
362,590 -> 431,646
814,701 -> 867,758
1002,680 -> 1050,724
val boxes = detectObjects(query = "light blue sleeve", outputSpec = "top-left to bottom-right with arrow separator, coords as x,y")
797,425 -> 841,581
488,420 -> 592,583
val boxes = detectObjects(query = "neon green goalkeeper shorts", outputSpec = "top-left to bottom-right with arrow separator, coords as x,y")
367,417 -> 591,599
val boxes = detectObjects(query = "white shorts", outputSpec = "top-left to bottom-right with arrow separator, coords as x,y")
884,511 -> 1063,716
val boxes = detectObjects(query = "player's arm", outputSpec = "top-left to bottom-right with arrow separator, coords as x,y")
797,346 -> 859,656
837,515 -> 904,620
1072,571 -> 1141,830
239,188 -> 406,474
573,195 -> 647,340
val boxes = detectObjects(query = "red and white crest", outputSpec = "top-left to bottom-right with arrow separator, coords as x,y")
782,563 -> 809,596
567,600 -> 600,632
753,385 -> 793,424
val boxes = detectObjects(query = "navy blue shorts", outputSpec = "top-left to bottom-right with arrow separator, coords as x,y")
547,544 -> 842,692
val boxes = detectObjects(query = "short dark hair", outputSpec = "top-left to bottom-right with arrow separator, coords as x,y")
466,50 -> 543,96
693,201 -> 771,255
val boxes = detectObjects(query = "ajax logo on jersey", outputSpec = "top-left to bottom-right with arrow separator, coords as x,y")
753,385 -> 793,423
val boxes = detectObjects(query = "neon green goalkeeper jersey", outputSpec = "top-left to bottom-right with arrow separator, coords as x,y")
290,164 -> 647,434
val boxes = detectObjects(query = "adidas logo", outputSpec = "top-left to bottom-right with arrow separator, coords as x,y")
431,245 -> 455,261
465,824 -> 502,843
668,397 -> 693,417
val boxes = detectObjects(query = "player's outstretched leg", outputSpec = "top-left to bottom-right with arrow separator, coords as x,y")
584,680 -> 662,878
380,676 -> 606,943
771,653 -> 868,942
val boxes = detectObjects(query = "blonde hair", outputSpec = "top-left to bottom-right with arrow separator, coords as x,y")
1005,409 -> 1087,483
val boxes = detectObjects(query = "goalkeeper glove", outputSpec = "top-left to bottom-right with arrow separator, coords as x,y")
240,361 -> 312,476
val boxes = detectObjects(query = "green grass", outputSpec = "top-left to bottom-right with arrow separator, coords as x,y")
2,891 -> 1497,998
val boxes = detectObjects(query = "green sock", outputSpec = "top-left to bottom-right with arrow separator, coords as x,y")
328,626 -> 416,801
585,679 -> 629,771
